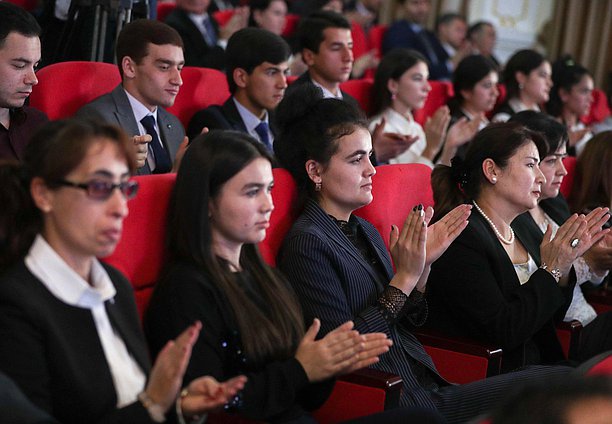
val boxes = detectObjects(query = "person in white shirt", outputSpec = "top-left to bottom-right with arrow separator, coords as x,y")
0,118 -> 246,424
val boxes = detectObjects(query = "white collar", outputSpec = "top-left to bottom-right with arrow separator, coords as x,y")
233,97 -> 269,133
509,97 -> 540,114
124,88 -> 158,124
25,235 -> 116,308
311,79 -> 343,100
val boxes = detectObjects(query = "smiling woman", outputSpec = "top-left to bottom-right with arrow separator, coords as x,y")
0,119 -> 247,424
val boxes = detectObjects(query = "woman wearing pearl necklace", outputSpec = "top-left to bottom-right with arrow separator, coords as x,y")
426,122 -> 610,373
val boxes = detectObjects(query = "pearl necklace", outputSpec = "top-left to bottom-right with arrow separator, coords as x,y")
472,201 -> 515,245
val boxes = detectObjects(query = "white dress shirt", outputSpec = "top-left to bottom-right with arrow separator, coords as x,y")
25,235 -> 147,407
233,97 -> 274,146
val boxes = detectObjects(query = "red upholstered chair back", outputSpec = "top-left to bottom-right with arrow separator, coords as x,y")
413,81 -> 454,126
212,9 -> 235,26
582,88 -> 611,125
167,67 -> 230,129
560,156 -> 577,199
354,164 -> 434,251
282,14 -> 300,37
259,168 -> 299,266
157,2 -> 176,21
29,61 -> 121,120
351,22 -> 368,60
340,78 -> 375,116
5,0 -> 37,10
102,174 -> 176,319
368,24 -> 387,58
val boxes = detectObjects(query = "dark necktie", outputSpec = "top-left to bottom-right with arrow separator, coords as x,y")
202,15 -> 217,47
417,30 -> 439,66
254,121 -> 273,152
140,115 -> 171,174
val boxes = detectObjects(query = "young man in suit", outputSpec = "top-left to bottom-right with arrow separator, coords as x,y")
287,11 -> 357,105
164,0 -> 248,70
383,0 -> 450,80
0,3 -> 48,162
287,10 -> 416,164
77,20 -> 186,175
187,28 -> 290,151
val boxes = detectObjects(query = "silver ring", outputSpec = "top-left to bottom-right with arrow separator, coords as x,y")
570,238 -> 580,248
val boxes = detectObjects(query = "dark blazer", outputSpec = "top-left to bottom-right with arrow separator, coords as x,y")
186,96 -> 278,142
278,200 -> 575,420
0,371 -> 59,424
76,85 -> 185,175
0,107 -> 48,162
0,261 -> 154,424
144,261 -> 332,423
278,200 -> 446,409
164,8 -> 226,70
285,72 -> 361,111
427,210 -> 574,372
382,20 -> 450,81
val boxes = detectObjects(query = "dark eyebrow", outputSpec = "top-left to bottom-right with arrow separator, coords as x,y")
345,149 -> 369,160
155,59 -> 184,66
91,170 -> 130,179
526,156 -> 540,162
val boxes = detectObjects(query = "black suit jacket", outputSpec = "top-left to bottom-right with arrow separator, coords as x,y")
382,20 -> 450,81
0,261 -> 153,424
427,210 -> 574,372
165,8 -> 226,70
187,97 -> 278,142
76,85 -> 185,176
278,200 -> 447,409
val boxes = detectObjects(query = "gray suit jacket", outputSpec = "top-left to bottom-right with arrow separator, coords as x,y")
77,85 -> 185,175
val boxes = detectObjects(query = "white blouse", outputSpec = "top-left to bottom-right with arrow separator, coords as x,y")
26,235 -> 147,407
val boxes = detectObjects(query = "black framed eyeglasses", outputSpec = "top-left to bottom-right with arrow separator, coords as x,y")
54,179 -> 139,200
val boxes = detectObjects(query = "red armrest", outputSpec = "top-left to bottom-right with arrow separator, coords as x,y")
556,320 -> 583,361
586,287 -> 612,315
414,329 -> 502,384
313,368 -> 403,423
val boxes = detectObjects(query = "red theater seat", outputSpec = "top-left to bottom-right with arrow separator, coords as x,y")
157,2 -> 176,21
340,78 -> 375,116
29,61 -> 121,120
167,66 -> 230,129
368,24 -> 387,59
102,174 -> 176,319
560,156 -> 577,199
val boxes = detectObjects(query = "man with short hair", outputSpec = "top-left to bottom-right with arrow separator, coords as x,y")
383,0 -> 450,80
468,21 -> 500,71
77,19 -> 185,175
0,3 -> 48,161
436,13 -> 470,72
288,10 -> 415,163
187,28 -> 290,151
287,11 -> 358,106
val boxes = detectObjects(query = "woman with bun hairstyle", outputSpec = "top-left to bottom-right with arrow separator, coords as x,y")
428,122 -> 610,372
0,119 -> 246,424
145,130 -> 395,423
492,49 -> 552,122
275,84 -> 571,423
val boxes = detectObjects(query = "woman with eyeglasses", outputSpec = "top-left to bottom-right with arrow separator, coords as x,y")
0,119 -> 246,424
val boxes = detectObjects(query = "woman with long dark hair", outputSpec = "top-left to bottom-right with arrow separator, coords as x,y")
0,119 -> 246,424
145,130 -> 392,423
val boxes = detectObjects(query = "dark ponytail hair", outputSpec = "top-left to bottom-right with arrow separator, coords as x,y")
432,122 -> 548,221
167,130 -> 304,365
0,119 -> 135,272
509,110 -> 568,156
274,84 -> 368,208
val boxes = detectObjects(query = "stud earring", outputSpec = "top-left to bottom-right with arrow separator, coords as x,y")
519,83 -> 524,90
491,177 -> 497,184
315,181 -> 322,192
391,92 -> 397,100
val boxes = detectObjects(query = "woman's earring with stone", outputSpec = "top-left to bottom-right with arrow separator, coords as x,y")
315,181 -> 322,192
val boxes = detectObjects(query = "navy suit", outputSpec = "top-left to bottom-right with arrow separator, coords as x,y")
382,20 -> 450,81
187,97 -> 278,142
77,85 -> 185,175
278,200 -> 571,423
